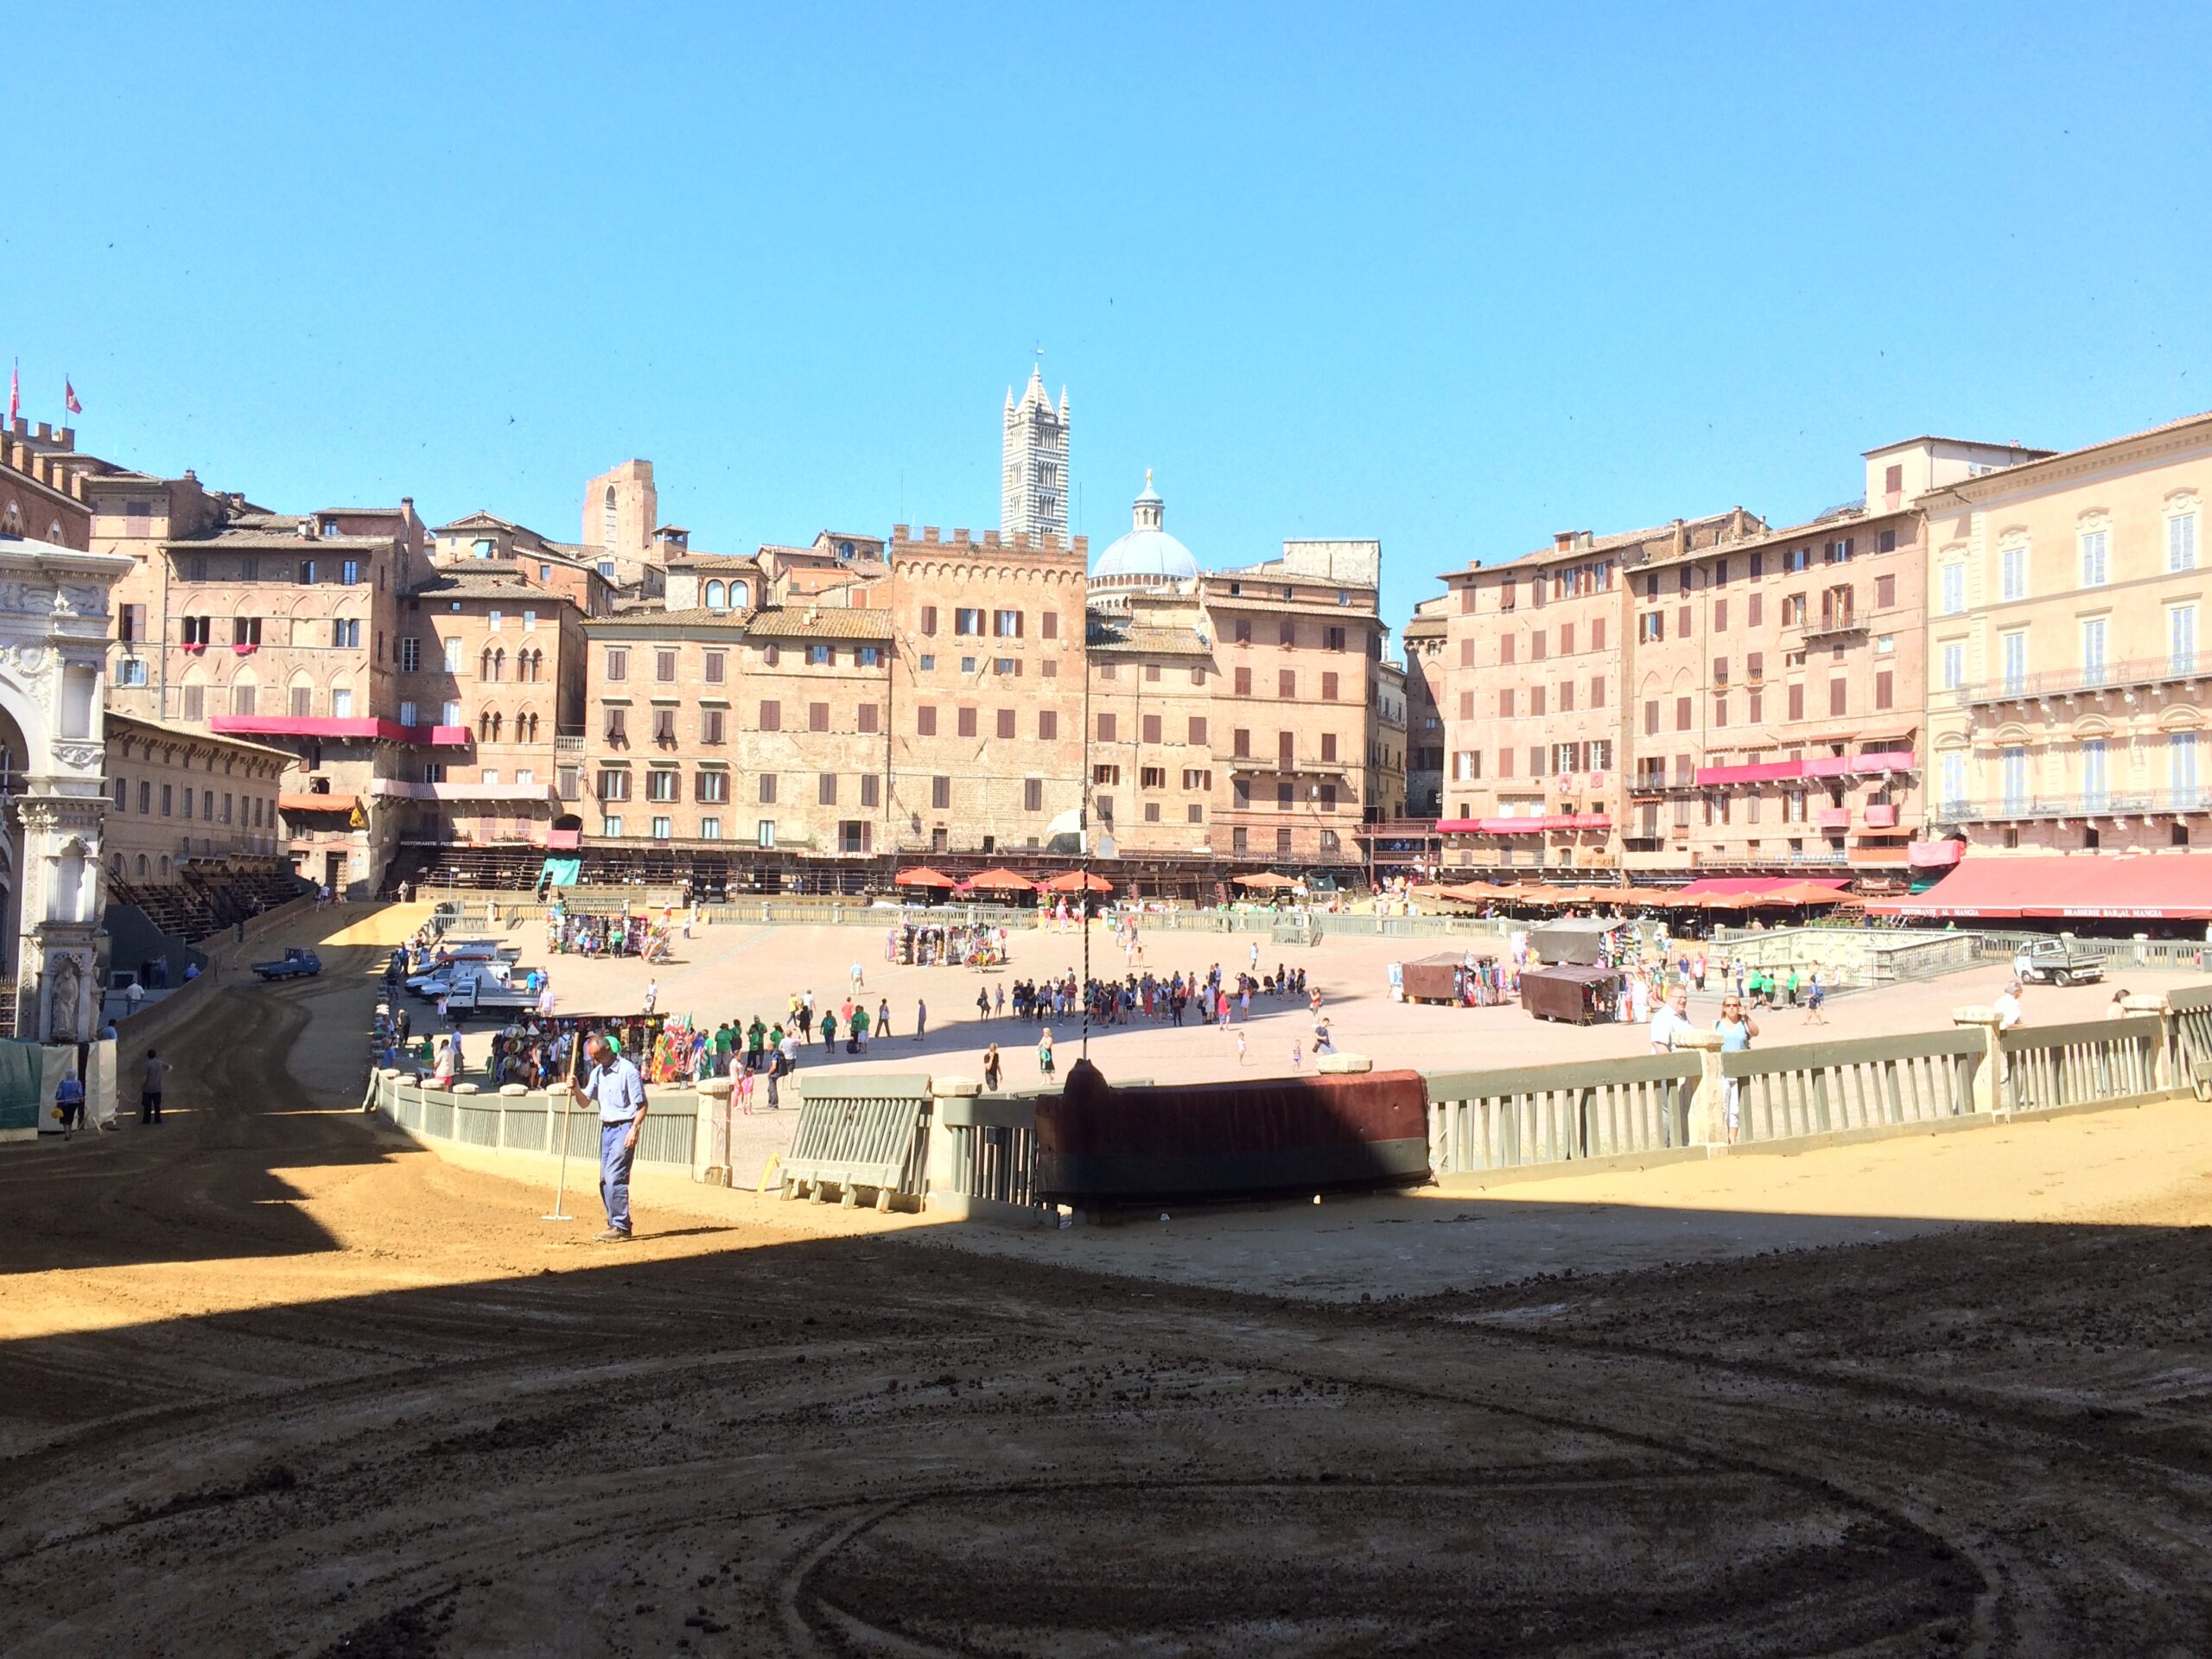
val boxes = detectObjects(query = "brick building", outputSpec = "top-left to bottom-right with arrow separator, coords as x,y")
1400,594 -> 1447,820
86,471 -> 449,894
429,510 -> 616,617
885,525 -> 1089,856
386,570 -> 589,858
0,418 -> 120,549
1196,540 -> 1389,865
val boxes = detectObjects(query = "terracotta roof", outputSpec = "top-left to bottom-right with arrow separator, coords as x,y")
410,572 -> 576,603
746,607 -> 895,641
1088,621 -> 1210,656
665,552 -> 763,571
585,607 -> 757,633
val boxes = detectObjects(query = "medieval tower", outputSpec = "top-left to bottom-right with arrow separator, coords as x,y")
1001,365 -> 1070,539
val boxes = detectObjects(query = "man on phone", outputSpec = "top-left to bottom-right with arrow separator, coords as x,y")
569,1033 -> 647,1241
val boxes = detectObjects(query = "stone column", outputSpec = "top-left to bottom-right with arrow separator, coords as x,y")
14,792 -> 106,1043
696,1077 -> 734,1183
1676,1027 -> 1726,1147
925,1075 -> 982,1212
1953,1007 -> 2002,1116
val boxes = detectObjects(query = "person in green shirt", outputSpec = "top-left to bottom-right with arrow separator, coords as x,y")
851,1005 -> 870,1052
1785,967 -> 1802,1007
819,1008 -> 837,1052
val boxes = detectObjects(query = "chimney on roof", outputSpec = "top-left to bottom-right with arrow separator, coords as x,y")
1553,532 -> 1573,553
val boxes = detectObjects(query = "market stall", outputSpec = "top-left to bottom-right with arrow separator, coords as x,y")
1397,950 -> 1508,1007
1520,963 -> 1625,1025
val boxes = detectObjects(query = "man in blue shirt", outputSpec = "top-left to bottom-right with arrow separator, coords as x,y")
569,1033 -> 647,1241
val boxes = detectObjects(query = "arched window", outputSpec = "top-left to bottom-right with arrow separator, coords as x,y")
111,853 -> 124,878
731,580 -> 750,607
706,580 -> 727,610
480,646 -> 498,681
529,649 -> 543,682
493,647 -> 505,681
48,520 -> 62,542
137,855 -> 149,879
158,855 -> 171,879
602,484 -> 619,551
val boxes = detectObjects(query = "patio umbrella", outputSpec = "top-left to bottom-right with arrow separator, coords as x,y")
1235,872 -> 1298,889
893,866 -> 957,889
1039,870 -> 1114,893
1759,880 -> 1851,906
964,868 -> 1037,893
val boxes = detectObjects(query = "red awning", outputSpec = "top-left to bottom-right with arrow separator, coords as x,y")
1870,851 -> 2212,920
1676,876 -> 1851,896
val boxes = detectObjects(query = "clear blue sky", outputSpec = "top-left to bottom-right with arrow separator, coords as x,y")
10,3 -> 2209,633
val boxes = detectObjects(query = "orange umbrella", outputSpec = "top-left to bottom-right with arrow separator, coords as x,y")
1759,880 -> 1851,906
1235,872 -> 1298,888
963,868 -> 1037,892
893,866 -> 957,888
1039,870 -> 1113,893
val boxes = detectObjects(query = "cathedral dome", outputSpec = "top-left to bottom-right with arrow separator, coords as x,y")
1093,472 -> 1198,582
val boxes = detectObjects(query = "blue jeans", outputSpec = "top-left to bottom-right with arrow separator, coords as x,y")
601,1120 -> 637,1234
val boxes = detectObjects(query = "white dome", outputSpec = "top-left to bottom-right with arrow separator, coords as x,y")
1092,470 -> 1198,582
1095,527 -> 1199,580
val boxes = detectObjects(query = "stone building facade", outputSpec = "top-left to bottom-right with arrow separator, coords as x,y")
1922,411 -> 2212,859
103,712 -> 289,883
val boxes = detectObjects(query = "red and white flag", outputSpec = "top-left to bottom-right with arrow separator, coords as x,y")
7,362 -> 16,424
64,378 -> 80,416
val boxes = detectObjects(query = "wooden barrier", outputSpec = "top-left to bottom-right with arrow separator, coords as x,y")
1723,1027 -> 1983,1142
779,1073 -> 932,1209
1427,1052 -> 1699,1176
1999,1014 -> 2166,1116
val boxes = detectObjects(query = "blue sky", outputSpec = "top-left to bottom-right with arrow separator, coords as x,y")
9,3 -> 2209,632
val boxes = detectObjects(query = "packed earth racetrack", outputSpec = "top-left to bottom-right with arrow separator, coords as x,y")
2,903 -> 2209,1656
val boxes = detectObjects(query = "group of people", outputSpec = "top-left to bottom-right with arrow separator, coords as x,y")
543,906 -> 671,962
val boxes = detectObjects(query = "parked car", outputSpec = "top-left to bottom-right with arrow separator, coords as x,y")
2012,937 -> 2107,987
252,948 -> 323,982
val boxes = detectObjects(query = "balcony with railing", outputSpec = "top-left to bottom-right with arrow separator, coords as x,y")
1690,847 -> 1852,868
1949,652 -> 2212,709
1800,600 -> 1865,640
1932,786 -> 2212,823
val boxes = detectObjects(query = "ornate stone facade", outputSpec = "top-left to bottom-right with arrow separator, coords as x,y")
0,536 -> 134,1039
1001,367 -> 1070,541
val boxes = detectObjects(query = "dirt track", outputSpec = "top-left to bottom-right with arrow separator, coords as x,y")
2,925 -> 2209,1655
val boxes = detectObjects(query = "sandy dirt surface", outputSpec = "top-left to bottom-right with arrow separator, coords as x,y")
2,904 -> 2209,1656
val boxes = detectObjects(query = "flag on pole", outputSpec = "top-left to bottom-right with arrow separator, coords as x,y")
64,378 -> 80,416
7,362 -> 16,425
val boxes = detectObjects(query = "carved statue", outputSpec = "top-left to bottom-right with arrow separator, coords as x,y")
46,953 -> 82,1042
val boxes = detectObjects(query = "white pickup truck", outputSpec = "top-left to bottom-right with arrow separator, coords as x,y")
2012,937 -> 2107,987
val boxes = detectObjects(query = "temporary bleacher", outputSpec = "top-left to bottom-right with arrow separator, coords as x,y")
106,863 -> 311,944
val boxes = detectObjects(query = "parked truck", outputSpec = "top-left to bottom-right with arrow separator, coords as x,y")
251,947 -> 324,982
2012,937 -> 2107,987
